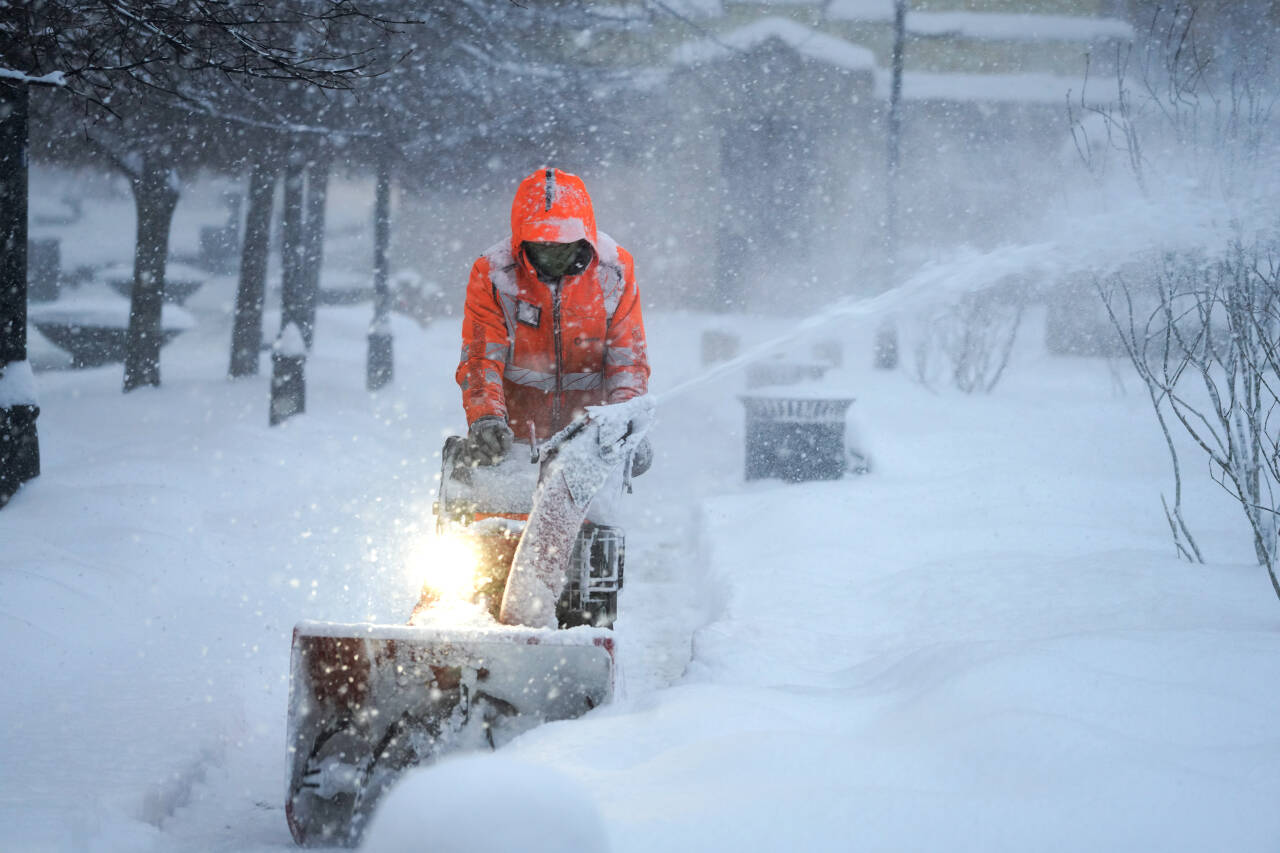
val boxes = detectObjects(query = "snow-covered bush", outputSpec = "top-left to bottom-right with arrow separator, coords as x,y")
1077,3 -> 1280,598
910,278 -> 1027,394
1100,239 -> 1280,594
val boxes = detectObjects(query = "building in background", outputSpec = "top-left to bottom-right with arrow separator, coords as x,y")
398,1 -> 1135,314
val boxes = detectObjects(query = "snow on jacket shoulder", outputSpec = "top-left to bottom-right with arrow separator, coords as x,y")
456,168 -> 650,442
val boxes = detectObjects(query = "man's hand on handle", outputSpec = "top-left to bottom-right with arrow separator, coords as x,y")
469,416 -> 514,465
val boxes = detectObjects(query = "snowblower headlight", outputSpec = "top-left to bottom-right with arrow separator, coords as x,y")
407,532 -> 482,601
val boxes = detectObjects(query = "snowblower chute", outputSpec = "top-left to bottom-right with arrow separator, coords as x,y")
285,398 -> 653,847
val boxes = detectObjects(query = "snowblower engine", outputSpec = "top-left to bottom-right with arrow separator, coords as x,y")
430,434 -> 625,629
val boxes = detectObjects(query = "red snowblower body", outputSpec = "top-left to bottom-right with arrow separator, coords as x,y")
284,398 -> 653,847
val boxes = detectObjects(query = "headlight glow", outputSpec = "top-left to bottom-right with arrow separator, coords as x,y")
407,531 -> 482,602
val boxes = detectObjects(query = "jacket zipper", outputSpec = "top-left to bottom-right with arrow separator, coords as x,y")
551,282 -> 563,431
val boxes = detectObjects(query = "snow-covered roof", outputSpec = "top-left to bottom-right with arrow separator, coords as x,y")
875,70 -> 1085,105
597,0 -> 723,20
671,17 -> 877,72
825,0 -> 895,22
909,12 -> 1134,43
658,0 -> 724,16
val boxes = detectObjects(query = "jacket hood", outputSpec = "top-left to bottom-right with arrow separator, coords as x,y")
509,167 -> 599,259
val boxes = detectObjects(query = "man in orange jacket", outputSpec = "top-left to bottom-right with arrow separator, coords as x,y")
457,168 -> 652,474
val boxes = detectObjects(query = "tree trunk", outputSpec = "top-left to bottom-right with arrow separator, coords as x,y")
123,152 -> 180,392
229,160 -> 276,378
0,86 -> 29,369
367,158 -> 393,391
0,83 -> 40,507
300,157 -> 329,349
270,158 -> 308,425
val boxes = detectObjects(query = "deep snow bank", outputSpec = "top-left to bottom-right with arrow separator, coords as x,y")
502,326 -> 1280,853
361,755 -> 609,853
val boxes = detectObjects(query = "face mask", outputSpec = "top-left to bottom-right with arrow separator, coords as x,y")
525,241 -> 585,279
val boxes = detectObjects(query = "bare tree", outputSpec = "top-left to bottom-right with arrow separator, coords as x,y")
0,83 -> 39,506
367,156 -> 393,391
229,157 -> 278,378
2,0 -> 402,400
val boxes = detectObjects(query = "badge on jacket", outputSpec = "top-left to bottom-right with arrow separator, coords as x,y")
516,300 -> 541,328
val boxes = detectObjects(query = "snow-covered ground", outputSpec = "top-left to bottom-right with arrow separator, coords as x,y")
4,183 -> 1280,852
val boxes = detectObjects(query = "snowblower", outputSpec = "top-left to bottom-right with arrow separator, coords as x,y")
284,397 -> 653,847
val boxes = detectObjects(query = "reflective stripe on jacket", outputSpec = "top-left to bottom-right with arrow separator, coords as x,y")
456,168 -> 650,442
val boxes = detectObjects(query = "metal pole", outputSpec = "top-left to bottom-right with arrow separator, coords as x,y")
874,0 -> 907,370
887,0 -> 906,251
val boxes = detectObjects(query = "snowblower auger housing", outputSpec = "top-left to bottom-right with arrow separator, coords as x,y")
285,623 -> 614,847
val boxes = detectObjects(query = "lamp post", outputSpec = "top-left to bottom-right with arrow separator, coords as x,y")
874,0 -> 907,370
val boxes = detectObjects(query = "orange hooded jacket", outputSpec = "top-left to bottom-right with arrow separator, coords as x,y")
456,168 -> 650,442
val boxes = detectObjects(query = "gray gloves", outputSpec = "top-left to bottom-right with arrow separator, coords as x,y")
469,416 -> 514,465
630,437 -> 653,477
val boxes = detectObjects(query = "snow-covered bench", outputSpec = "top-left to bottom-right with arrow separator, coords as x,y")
29,296 -> 195,369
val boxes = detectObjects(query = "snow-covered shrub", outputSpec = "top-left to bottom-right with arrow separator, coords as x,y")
1077,3 -> 1280,598
1100,239 -> 1280,593
910,278 -> 1027,394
